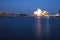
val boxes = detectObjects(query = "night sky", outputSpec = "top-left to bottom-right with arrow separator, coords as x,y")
0,0 -> 60,14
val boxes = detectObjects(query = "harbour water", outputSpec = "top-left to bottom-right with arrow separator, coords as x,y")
0,16 -> 60,40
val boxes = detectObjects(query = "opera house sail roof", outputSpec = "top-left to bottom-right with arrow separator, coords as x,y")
33,8 -> 48,16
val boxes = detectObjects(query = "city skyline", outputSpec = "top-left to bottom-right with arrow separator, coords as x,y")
0,0 -> 60,14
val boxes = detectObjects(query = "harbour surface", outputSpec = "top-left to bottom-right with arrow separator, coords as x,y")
0,16 -> 60,40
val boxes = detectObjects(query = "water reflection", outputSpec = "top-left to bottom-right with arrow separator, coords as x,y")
35,17 -> 42,40
35,17 -> 50,40
45,17 -> 50,40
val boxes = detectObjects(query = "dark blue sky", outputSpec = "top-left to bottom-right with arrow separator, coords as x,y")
0,0 -> 60,14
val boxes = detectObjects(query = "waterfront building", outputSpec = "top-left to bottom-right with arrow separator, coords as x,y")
33,8 -> 48,16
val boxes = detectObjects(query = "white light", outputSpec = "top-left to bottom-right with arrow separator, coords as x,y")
37,8 -> 42,16
34,8 -> 42,16
43,11 -> 47,14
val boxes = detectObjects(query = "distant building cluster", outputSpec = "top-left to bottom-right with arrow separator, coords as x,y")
0,12 -> 28,17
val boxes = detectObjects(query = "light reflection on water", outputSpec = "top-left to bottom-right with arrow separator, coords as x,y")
0,17 -> 60,40
35,17 -> 42,40
35,17 -> 50,40
45,17 -> 50,40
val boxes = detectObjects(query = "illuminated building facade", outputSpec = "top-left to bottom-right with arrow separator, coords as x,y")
33,8 -> 48,16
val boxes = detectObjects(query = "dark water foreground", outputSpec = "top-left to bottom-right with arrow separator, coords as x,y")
0,16 -> 60,40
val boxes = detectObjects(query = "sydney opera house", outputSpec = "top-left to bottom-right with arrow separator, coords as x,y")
33,8 -> 49,16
